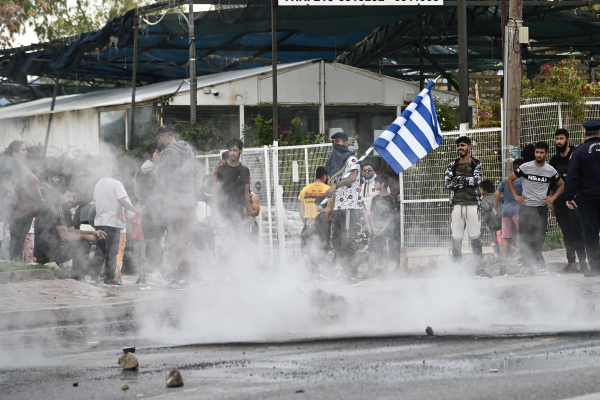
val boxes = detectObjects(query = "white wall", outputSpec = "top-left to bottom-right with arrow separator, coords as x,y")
168,62 -> 468,108
0,108 -> 99,156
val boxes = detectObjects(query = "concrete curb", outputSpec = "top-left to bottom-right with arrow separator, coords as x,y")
0,269 -> 55,284
0,301 -> 137,331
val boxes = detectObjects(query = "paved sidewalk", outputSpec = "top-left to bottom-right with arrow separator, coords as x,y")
0,248 -> 587,332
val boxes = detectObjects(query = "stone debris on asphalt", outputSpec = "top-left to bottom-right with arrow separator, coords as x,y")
426,326 -> 433,336
166,369 -> 184,387
118,353 -> 139,370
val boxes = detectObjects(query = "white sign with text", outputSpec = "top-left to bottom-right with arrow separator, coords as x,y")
278,0 -> 442,5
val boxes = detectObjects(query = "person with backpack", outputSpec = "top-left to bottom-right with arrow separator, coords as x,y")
1,141 -> 45,262
444,136 -> 491,278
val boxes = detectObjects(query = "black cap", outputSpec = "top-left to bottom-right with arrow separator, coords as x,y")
582,120 -> 600,133
331,131 -> 349,141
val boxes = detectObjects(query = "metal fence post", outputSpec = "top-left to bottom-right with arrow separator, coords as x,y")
399,171 -> 405,248
264,145 -> 274,267
272,141 -> 286,265
304,147 -> 310,185
558,103 -> 563,129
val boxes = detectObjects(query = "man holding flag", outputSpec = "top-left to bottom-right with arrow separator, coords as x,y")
321,81 -> 446,280
444,136 -> 491,279
324,132 -> 362,287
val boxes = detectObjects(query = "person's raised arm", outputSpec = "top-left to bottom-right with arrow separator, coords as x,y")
244,184 -> 252,217
299,200 -> 305,222
118,197 -> 145,215
543,178 -> 564,206
325,169 -> 358,198
506,173 -> 527,205
57,225 -> 96,243
493,190 -> 501,213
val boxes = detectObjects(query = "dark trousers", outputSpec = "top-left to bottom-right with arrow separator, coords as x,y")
9,212 -> 34,262
141,214 -> 165,274
91,226 -> 121,281
164,206 -> 195,280
389,214 -> 401,264
70,239 -> 92,279
554,199 -> 587,263
332,209 -> 360,278
578,199 -> 600,272
519,205 -> 548,268
301,213 -> 330,276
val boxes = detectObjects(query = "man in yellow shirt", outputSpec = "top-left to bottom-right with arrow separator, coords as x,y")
298,167 -> 330,280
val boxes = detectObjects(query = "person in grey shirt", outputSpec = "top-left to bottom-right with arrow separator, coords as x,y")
506,141 -> 564,276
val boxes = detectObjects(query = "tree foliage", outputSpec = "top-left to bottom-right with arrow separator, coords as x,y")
473,99 -> 501,129
433,96 -> 460,131
522,57 -> 600,123
2,0 -> 153,49
0,0 -> 40,49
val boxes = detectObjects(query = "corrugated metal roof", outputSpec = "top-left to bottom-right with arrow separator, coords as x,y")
0,60 -> 314,120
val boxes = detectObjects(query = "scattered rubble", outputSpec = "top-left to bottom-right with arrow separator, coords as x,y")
73,382 -> 78,387
88,342 -> 99,349
426,326 -> 433,336
123,346 -> 136,354
166,369 -> 184,387
122,384 -> 129,390
310,289 -> 349,323
118,353 -> 139,370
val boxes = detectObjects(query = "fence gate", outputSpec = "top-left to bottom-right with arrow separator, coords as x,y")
196,143 -> 332,266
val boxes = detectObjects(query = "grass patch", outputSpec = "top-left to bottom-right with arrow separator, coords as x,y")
0,261 -> 48,272
543,232 -> 565,251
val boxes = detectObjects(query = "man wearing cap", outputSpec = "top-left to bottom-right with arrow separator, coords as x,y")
565,120 -> 600,278
324,132 -> 361,286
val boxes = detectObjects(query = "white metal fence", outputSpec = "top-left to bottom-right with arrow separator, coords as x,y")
196,143 -> 332,266
196,98 -> 596,259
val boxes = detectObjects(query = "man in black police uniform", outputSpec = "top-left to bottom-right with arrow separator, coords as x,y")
549,128 -> 588,273
565,120 -> 600,277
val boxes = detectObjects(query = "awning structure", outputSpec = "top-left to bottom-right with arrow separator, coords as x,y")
1,0 -> 600,101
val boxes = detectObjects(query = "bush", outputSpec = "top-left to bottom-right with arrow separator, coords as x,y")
473,99 -> 501,129
434,97 -> 460,131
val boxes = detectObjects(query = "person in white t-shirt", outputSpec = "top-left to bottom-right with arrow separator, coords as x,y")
91,164 -> 144,287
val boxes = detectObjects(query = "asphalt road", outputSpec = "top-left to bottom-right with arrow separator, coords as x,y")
3,323 -> 600,400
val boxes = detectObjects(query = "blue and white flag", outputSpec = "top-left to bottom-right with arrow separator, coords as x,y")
373,81 -> 443,173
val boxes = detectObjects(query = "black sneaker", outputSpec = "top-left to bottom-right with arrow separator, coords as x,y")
580,260 -> 590,273
164,279 -> 190,290
104,279 -> 121,287
584,270 -> 600,278
344,277 -> 361,287
560,262 -> 579,274
474,269 -> 492,279
498,263 -> 508,276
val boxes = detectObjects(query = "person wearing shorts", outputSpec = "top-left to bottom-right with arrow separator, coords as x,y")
494,158 -> 524,275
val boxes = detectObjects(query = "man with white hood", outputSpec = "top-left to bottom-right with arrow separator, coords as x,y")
156,126 -> 196,290
134,141 -> 165,284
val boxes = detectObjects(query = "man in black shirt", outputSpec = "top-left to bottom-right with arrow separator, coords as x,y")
213,138 -> 253,270
34,186 -> 106,279
214,138 -> 252,223
550,129 -> 587,273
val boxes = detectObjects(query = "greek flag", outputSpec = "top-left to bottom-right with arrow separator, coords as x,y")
373,81 -> 443,173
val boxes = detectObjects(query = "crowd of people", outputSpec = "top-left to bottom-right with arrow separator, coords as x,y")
0,127 -> 262,290
445,121 -> 600,279
1,120 -> 599,288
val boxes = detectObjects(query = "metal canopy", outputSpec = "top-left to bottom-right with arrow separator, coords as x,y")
1,0 -> 600,100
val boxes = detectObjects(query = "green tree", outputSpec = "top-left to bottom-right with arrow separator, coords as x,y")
0,0 -> 39,49
434,96 -> 460,131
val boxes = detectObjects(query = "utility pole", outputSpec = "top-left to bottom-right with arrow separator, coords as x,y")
419,14 -> 424,91
500,0 -> 507,63
457,0 -> 469,125
129,10 -> 139,149
189,1 -> 197,125
271,0 -> 278,141
505,0 -> 522,155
